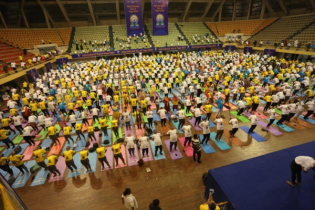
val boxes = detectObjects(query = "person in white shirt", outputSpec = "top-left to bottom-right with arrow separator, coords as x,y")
44,115 -> 54,128
304,98 -> 314,119
125,134 -> 136,157
263,107 -> 276,131
69,113 -> 77,129
176,109 -> 185,129
12,114 -> 23,134
229,117 -> 239,138
38,113 -> 46,131
121,188 -> 138,210
167,128 -> 178,151
192,107 -> 202,126
248,112 -> 258,134
92,107 -> 100,124
294,99 -> 305,121
151,131 -> 163,156
157,107 -> 167,126
213,116 -> 224,141
23,125 -> 36,146
236,100 -> 245,116
199,117 -> 210,144
286,156 -> 315,187
287,101 -> 296,122
181,123 -> 192,146
277,102 -> 289,125
139,134 -> 150,157
146,109 -> 153,128
28,114 -> 39,132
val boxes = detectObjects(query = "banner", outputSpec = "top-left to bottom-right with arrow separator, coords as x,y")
56,57 -> 69,65
45,62 -> 52,72
26,68 -> 39,80
225,45 -> 236,52
264,49 -> 276,56
151,0 -> 168,35
124,0 -> 144,36
243,47 -> 253,54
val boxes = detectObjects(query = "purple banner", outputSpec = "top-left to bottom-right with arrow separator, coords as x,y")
151,0 -> 168,35
264,49 -> 276,56
225,45 -> 236,52
244,47 -> 253,54
45,62 -> 52,72
26,68 -> 39,79
124,0 -> 144,37
56,57 -> 68,65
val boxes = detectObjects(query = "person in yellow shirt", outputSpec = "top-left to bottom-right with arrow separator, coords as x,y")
81,90 -> 88,102
63,126 -> 74,143
80,148 -> 92,172
47,125 -> 61,146
1,118 -> 16,134
9,151 -> 29,174
33,146 -> 47,169
87,126 -> 97,141
67,102 -> 75,115
199,194 -> 220,210
140,99 -> 147,115
75,122 -> 85,140
111,118 -> 119,138
23,81 -> 28,91
112,141 -> 126,167
101,103 -> 109,119
251,93 -> 260,112
76,99 -> 83,112
99,116 -> 108,136
0,153 -> 14,177
130,97 -> 138,113
263,93 -> 272,112
224,88 -> 230,105
47,154 -> 61,177
62,146 -> 78,173
9,108 -> 18,117
22,97 -> 29,106
39,100 -> 49,116
248,86 -> 255,96
86,99 -> 92,113
0,127 -> 15,148
204,103 -> 212,120
30,100 -> 39,116
12,93 -> 22,107
244,96 -> 252,112
96,145 -> 111,170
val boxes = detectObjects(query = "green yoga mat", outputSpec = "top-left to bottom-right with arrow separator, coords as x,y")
181,107 -> 194,117
275,108 -> 282,115
0,147 -> 4,152
112,128 -> 123,143
34,129 -> 48,141
105,116 -> 112,129
231,111 -> 250,123
145,83 -> 151,90
93,121 -> 101,129
143,114 -> 148,123
54,124 -> 62,133
13,135 -> 24,144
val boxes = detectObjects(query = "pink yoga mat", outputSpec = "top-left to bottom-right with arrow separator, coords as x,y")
164,140 -> 183,160
135,127 -> 145,138
48,138 -> 66,156
48,156 -> 66,182
254,111 -> 268,120
114,145 -> 127,169
150,102 -> 157,110
302,112 -> 315,119
100,147 -> 113,171
187,117 -> 202,131
87,131 -> 100,148
23,141 -> 41,161
140,145 -> 153,162
124,126 -> 134,136
178,137 -> 193,157
126,144 -> 140,166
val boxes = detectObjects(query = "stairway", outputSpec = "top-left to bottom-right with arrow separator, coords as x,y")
109,26 -> 115,51
143,25 -> 154,47
67,27 -> 76,53
288,20 -> 315,39
203,22 -> 221,44
174,23 -> 190,46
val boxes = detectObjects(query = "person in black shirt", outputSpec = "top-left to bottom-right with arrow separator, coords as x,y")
149,199 -> 162,210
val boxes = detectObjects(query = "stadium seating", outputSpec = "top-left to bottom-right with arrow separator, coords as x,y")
58,28 -> 72,46
249,14 -> 315,45
112,25 -> 151,50
179,22 -> 217,45
147,23 -> 187,47
289,23 -> 315,48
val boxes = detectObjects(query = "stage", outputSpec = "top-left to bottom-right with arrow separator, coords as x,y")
205,141 -> 315,210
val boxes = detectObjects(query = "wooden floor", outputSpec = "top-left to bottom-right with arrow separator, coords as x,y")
14,110 -> 315,210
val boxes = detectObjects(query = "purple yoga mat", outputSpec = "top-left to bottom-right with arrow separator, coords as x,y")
164,140 -> 183,160
100,147 -> 114,171
140,145 -> 153,162
187,117 -> 202,131
257,121 -> 283,136
48,156 -> 66,182
124,126 -> 134,136
258,107 -> 280,117
126,144 -> 140,166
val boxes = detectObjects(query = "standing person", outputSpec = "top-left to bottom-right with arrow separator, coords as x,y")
47,154 -> 61,177
192,106 -> 202,127
33,146 -> 47,169
185,98 -> 192,114
248,111 -> 258,134
111,117 -> 119,138
87,125 -> 97,141
213,116 -> 224,141
68,113 -> 77,129
199,117 -> 210,144
121,188 -> 138,210
1,117 -> 16,134
166,128 -> 178,151
63,126 -> 75,143
112,141 -> 126,167
122,108 -> 131,130
75,122 -> 85,140
176,108 -> 185,130
263,106 -> 276,132
56,111 -> 67,129
133,108 -> 144,129
81,109 -> 89,126
91,107 -> 100,124
146,108 -> 153,128
286,156 -> 315,187
304,98 -> 314,119
294,99 -> 304,121
181,122 -> 192,146
204,103 -> 212,121
157,107 -> 167,126
12,113 -> 24,134
191,134 -> 202,163
0,154 -> 14,177
276,102 -> 289,125
216,97 -> 224,117
80,148 -> 92,172
125,134 -> 136,157
229,117 -> 239,138
151,131 -> 163,156
62,146 -> 78,173
96,145 -> 111,170
0,127 -> 15,149
47,125 -> 61,146
9,151 -> 29,175
28,113 -> 38,132
149,199 -> 162,210
139,134 -> 150,157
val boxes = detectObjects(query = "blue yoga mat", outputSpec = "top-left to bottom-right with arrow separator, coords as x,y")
62,139 -> 75,153
12,160 -> 36,189
240,126 -> 266,142
267,119 -> 295,132
74,133 -> 88,152
149,140 -> 166,160
101,129 -> 112,146
83,152 -> 97,174
153,110 -> 161,121
200,135 -> 216,154
2,147 -> 15,157
8,132 -> 18,142
171,120 -> 183,133
209,132 -> 231,151
68,153 -> 82,178
30,160 -> 49,187
17,143 -> 29,155
4,166 -> 20,181
299,116 -> 315,125
200,115 -> 215,128
41,139 -> 52,148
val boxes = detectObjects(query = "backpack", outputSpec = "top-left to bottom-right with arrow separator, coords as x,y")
85,141 -> 90,147
93,143 -> 98,148
103,140 -> 110,145
88,147 -> 96,152
138,158 -> 144,167
13,145 -> 22,154
117,138 -> 124,143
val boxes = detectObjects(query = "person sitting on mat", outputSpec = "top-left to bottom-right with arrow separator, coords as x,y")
286,156 -> 315,187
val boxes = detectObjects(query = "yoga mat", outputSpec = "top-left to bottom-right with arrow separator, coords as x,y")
12,160 -> 36,189
83,152 -> 97,174
267,119 -> 295,132
240,126 -> 266,142
48,137 -> 66,156
200,136 -> 216,154
23,141 -> 41,161
254,111 -> 268,120
164,140 -> 183,160
61,137 -> 75,153
178,137 -> 193,157
48,156 -> 66,182
16,143 -> 29,155
2,147 -> 15,157
4,166 -> 20,181
135,125 -> 145,138
100,148 -> 113,171
274,108 -> 282,115
149,140 -> 166,160
181,107 -> 194,117
257,121 -> 283,136
152,110 -> 161,121
114,145 -> 127,169
30,160 -> 50,187
209,132 -> 231,151
112,128 -> 123,143
231,111 -> 250,123
33,129 -> 48,141
302,112 -> 315,120
187,117 -> 202,131
87,131 -> 100,149
140,144 -> 154,162
41,138 -> 52,148
74,135 -> 87,152
126,144 -> 140,166
101,129 -> 112,146
299,116 -> 315,125
13,135 -> 24,144
67,153 -> 82,178
171,119 -> 183,133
